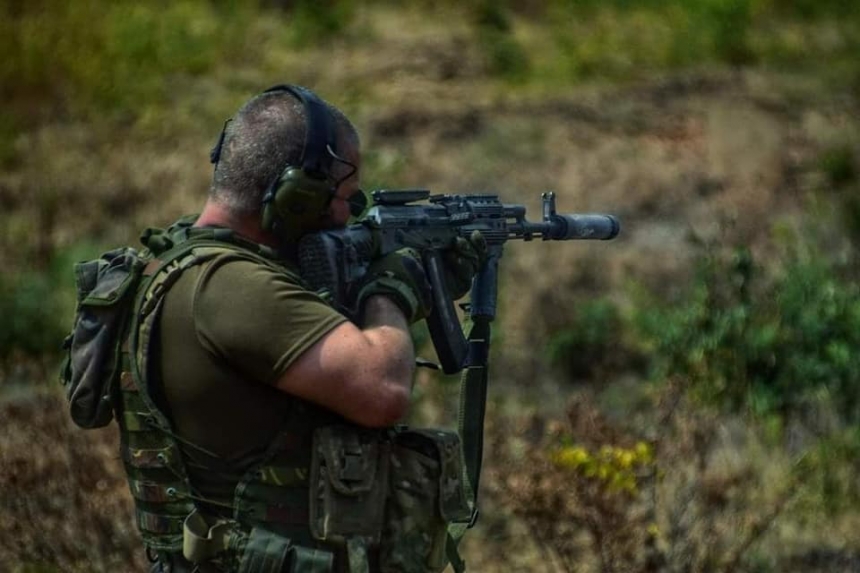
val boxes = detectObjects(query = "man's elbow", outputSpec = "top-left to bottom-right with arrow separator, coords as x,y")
357,383 -> 410,428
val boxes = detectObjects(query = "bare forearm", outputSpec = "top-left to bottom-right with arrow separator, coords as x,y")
360,295 -> 416,390
274,297 -> 416,427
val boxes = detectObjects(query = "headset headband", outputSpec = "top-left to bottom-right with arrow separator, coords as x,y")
210,84 -> 336,180
261,84 -> 335,178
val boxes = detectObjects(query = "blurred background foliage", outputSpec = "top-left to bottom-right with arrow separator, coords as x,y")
2,0 -> 859,128
2,0 -> 860,571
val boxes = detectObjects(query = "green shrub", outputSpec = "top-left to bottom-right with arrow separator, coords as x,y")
772,0 -> 860,19
516,0 -> 860,85
0,243 -> 101,362
473,1 -> 530,80
704,0 -> 755,65
0,111 -> 20,167
820,145 -> 858,189
359,148 -> 409,193
795,427 -> 860,515
843,192 -> 860,247
815,144 -> 860,249
280,0 -> 355,46
636,243 -> 860,423
0,1 -> 257,120
4,0 -> 860,127
0,269 -> 68,361
546,297 -> 629,381
545,6 -> 678,81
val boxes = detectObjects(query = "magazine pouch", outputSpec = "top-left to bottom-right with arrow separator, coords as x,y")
380,428 -> 472,573
309,425 -> 391,546
60,247 -> 146,428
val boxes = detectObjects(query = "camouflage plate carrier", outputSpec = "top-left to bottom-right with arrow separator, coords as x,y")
61,217 -> 473,573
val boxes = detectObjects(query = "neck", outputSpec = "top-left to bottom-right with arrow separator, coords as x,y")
195,199 -> 277,248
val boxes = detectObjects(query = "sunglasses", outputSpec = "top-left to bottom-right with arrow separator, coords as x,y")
346,190 -> 369,218
327,144 -> 369,219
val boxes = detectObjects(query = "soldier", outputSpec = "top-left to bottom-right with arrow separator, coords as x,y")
100,85 -> 483,573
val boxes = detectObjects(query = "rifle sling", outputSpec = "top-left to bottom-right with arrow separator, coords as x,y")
458,316 -> 491,528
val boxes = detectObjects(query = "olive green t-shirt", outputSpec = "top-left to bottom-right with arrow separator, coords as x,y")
156,251 -> 347,505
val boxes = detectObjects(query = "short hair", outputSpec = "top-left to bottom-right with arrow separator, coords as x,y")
209,89 -> 359,215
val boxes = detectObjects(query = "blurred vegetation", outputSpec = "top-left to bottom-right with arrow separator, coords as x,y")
2,0 -> 859,135
636,239 -> 860,423
0,1 -> 257,122
546,297 -> 628,381
3,0 -> 860,571
0,268 -> 64,359
0,244 -> 100,361
493,385 -> 807,573
546,231 -> 860,427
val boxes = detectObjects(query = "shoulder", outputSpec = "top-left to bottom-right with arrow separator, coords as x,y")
186,248 -> 347,384
194,251 -> 307,300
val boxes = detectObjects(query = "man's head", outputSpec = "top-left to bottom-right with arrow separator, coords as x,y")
208,85 -> 362,244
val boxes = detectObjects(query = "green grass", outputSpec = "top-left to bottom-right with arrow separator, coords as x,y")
0,241 -> 105,363
0,1 -> 257,122
634,238 -> 860,423
520,0 -> 860,85
3,0 -> 859,137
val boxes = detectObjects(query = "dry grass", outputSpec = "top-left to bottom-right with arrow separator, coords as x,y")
2,4 -> 859,572
0,386 -> 146,573
477,385 -> 825,573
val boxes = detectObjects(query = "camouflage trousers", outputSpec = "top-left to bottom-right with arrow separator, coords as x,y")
146,548 -> 373,573
148,551 -> 221,573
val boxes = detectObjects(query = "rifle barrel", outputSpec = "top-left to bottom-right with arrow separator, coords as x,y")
549,214 -> 620,240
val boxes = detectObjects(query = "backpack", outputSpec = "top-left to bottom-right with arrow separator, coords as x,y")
60,247 -> 147,428
58,218 -> 271,429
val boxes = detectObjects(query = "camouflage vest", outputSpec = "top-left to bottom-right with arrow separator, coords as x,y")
63,218 -> 473,573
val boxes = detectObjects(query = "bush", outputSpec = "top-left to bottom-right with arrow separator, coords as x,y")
820,145 -> 858,189
704,0 -> 755,65
795,428 -> 860,516
472,1 -> 530,80
843,193 -> 860,248
489,389 -> 799,572
636,241 -> 860,423
546,297 -> 630,382
506,0 -> 860,85
0,1 -> 257,120
277,0 -> 356,46
0,271 -> 66,360
0,243 -> 101,363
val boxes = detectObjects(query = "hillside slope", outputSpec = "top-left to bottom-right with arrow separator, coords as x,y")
2,4 -> 859,572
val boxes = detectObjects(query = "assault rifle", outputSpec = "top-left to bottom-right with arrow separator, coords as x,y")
298,189 -> 619,375
298,189 -> 619,530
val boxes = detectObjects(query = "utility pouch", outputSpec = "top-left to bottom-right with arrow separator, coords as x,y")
380,429 -> 472,573
237,528 -> 335,573
184,509 -> 334,573
309,425 -> 390,545
60,247 -> 146,429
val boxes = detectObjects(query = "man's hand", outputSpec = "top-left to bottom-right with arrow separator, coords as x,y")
354,248 -> 433,323
443,230 -> 488,300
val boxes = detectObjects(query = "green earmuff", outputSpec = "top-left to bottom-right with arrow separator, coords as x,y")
259,84 -> 337,243
260,167 -> 334,244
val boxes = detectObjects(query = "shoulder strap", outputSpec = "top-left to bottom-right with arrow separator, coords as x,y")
124,237 -> 299,457
116,233 -> 325,555
130,236 -> 299,403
